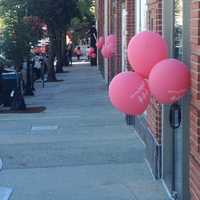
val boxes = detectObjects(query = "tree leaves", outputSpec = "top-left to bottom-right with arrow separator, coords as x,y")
70,0 -> 95,44
27,0 -> 78,31
0,0 -> 42,68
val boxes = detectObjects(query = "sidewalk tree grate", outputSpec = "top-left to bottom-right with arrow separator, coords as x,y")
0,107 -> 46,114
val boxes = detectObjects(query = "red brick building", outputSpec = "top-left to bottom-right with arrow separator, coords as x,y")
96,0 -> 200,200
190,1 -> 200,200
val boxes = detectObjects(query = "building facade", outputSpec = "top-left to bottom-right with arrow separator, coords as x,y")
96,0 -> 200,200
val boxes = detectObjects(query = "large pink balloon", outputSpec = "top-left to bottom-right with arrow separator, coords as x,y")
88,48 -> 95,55
106,35 -> 116,44
91,53 -> 96,58
127,31 -> 168,78
101,45 -> 113,58
96,36 -> 105,49
106,35 -> 116,53
96,41 -> 102,49
101,34 -> 116,59
149,59 -> 190,104
109,71 -> 150,115
99,36 -> 105,44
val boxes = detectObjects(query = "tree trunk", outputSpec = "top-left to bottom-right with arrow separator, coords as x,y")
61,31 -> 66,62
15,56 -> 23,72
47,32 -> 57,82
56,30 -> 64,73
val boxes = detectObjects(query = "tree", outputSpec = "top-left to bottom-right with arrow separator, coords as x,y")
27,0 -> 79,80
0,0 -> 42,71
71,0 -> 95,44
0,0 -> 87,79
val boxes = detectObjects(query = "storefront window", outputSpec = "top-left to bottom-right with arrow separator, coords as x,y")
136,0 -> 147,33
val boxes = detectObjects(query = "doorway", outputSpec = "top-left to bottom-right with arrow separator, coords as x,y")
162,1 -> 190,199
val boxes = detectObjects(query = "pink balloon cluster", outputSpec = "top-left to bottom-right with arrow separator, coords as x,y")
101,46 -> 113,59
87,47 -> 95,58
91,53 -> 96,58
108,31 -> 191,116
96,36 -> 105,49
101,35 -> 116,59
127,31 -> 190,104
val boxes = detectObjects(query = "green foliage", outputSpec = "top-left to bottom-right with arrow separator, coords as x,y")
27,0 -> 79,31
0,0 -> 42,69
25,0 -> 79,78
0,0 -> 93,73
70,0 -> 95,43
3,19 -> 40,64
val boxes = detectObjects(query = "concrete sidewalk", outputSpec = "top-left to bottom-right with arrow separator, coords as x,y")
0,61 -> 168,200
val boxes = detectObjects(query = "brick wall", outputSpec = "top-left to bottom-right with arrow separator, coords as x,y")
146,0 -> 162,143
126,0 -> 135,70
97,0 -> 105,76
108,0 -> 113,82
114,1 -> 122,75
97,0 -> 135,81
147,98 -> 162,143
190,1 -> 200,199
147,0 -> 162,34
97,0 -> 123,82
126,0 -> 136,46
107,0 -> 123,82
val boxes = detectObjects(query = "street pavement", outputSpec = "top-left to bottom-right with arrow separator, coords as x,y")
0,61 -> 168,200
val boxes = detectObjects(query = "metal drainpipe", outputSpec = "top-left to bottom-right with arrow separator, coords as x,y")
169,103 -> 182,199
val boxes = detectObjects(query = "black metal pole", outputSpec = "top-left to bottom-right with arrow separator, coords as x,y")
169,103 -> 181,200
24,59 -> 34,96
172,128 -> 177,199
